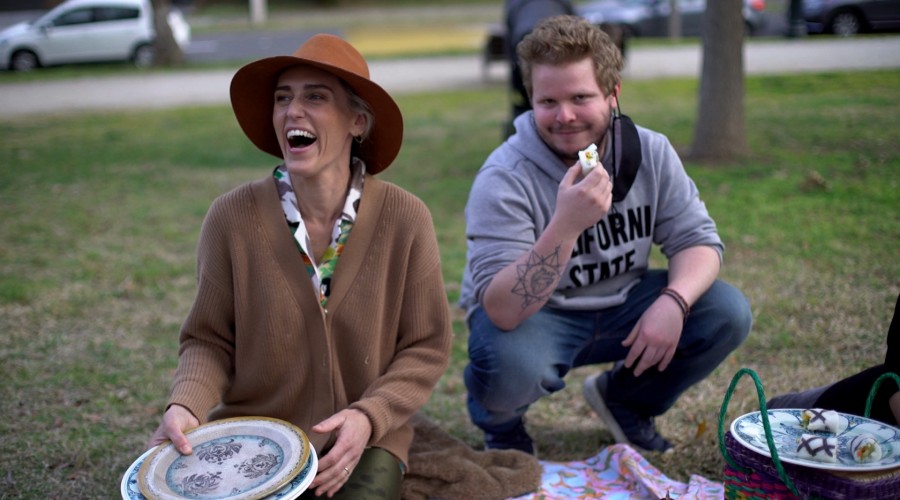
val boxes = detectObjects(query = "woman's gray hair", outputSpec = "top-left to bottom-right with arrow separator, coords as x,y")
341,80 -> 375,142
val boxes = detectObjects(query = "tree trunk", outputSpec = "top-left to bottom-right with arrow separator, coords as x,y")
668,0 -> 681,41
250,0 -> 268,26
786,0 -> 808,38
688,0 -> 747,161
150,0 -> 185,67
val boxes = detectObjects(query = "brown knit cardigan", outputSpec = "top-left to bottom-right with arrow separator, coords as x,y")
167,173 -> 452,467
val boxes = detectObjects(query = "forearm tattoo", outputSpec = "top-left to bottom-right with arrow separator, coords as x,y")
511,246 -> 563,309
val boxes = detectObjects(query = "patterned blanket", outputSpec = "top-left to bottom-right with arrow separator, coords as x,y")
513,444 -> 724,499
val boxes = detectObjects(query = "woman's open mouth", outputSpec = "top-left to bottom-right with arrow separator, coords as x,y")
286,129 -> 316,149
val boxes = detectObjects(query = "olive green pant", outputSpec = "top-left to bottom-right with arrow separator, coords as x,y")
300,447 -> 402,500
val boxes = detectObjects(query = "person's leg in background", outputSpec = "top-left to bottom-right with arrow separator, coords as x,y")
768,293 -> 900,425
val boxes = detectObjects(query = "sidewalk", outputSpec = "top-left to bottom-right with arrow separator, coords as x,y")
1,36 -> 899,119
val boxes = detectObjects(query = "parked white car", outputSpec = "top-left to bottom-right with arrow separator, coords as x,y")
0,0 -> 190,71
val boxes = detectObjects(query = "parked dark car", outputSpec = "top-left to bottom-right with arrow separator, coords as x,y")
803,0 -> 900,35
577,0 -> 768,38
482,19 -> 626,73
482,0 -> 765,70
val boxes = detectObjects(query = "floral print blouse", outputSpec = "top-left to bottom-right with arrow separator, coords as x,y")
273,158 -> 365,307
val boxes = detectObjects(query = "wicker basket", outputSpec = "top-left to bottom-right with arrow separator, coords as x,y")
718,368 -> 900,499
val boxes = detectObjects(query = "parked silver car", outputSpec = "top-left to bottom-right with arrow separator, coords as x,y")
0,0 -> 190,71
577,0 -> 768,38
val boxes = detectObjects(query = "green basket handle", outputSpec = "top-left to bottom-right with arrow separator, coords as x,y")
864,372 -> 900,418
718,367 -> 800,497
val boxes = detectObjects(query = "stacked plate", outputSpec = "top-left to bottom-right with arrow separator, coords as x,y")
730,409 -> 900,471
121,417 -> 318,500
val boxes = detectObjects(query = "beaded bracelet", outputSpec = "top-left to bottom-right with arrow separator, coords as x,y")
660,287 -> 690,322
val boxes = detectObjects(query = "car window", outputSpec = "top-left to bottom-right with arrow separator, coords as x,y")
95,6 -> 140,22
52,8 -> 94,27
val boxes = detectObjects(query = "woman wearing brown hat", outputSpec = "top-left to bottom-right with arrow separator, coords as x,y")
147,34 -> 452,499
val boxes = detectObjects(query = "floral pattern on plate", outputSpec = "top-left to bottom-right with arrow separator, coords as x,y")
123,446 -> 316,500
133,417 -> 316,500
730,409 -> 900,471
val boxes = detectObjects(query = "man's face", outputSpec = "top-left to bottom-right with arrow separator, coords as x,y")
530,57 -> 619,162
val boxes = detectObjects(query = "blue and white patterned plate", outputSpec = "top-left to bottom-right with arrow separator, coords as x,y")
731,409 -> 900,471
124,417 -> 317,500
123,446 -> 317,500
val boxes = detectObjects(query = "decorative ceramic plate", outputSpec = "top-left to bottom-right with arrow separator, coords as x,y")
122,448 -> 156,500
136,417 -> 316,500
123,444 -> 317,500
731,409 -> 900,471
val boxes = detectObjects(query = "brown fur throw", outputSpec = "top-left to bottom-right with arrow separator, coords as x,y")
402,413 -> 542,500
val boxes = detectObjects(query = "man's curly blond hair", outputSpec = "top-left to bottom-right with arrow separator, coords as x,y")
517,15 -> 624,102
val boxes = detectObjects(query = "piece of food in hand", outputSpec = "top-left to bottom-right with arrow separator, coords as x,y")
578,143 -> 599,176
796,433 -> 839,463
801,408 -> 840,433
849,433 -> 883,463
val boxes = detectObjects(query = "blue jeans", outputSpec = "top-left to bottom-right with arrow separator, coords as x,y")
464,270 -> 752,435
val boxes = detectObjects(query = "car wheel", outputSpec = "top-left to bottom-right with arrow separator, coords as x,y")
132,43 -> 155,68
10,50 -> 40,72
829,11 -> 862,36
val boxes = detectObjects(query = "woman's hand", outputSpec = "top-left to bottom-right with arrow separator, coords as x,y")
309,408 -> 372,497
146,404 -> 200,455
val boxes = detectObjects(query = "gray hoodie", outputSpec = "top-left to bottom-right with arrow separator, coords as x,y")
459,111 -> 723,316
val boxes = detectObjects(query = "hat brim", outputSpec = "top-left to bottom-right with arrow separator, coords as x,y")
230,54 -> 403,175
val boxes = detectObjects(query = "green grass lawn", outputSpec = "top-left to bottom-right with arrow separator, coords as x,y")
1,69 -> 898,497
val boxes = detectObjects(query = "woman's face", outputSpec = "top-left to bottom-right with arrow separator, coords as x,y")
273,65 -> 366,180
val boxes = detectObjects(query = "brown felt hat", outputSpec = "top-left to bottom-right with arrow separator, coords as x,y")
229,33 -> 403,174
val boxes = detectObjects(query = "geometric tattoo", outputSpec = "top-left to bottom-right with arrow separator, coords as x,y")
511,246 -> 563,309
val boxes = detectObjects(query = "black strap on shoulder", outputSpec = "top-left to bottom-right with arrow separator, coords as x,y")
610,113 -> 641,202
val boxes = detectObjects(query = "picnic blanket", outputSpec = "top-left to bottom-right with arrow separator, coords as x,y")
403,413 -> 724,500
513,444 -> 725,499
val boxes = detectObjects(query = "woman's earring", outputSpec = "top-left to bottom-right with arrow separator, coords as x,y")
354,135 -> 363,144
